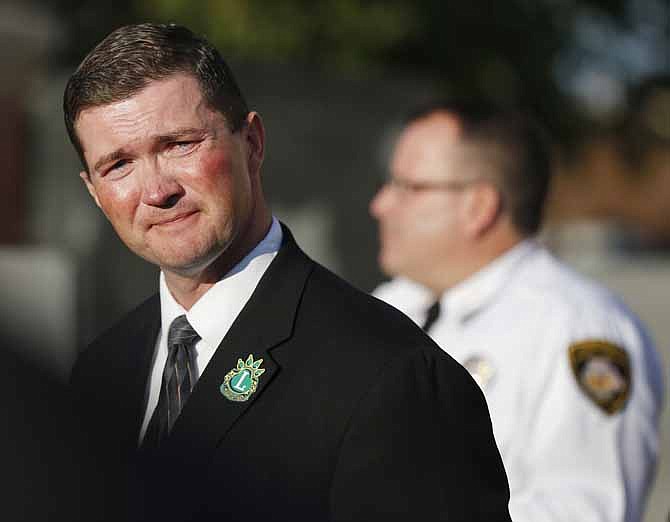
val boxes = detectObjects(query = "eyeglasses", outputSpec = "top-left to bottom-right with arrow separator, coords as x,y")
383,176 -> 477,195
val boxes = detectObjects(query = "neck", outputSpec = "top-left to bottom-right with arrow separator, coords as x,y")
164,212 -> 273,310
427,229 -> 526,296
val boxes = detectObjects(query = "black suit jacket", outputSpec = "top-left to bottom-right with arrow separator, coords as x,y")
0,346 -> 125,522
71,226 -> 511,521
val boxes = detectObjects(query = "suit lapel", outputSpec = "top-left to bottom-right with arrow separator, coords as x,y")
165,225 -> 314,454
105,294 -> 160,451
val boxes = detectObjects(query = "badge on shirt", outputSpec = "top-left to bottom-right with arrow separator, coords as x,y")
463,355 -> 496,390
568,340 -> 631,415
221,354 -> 266,402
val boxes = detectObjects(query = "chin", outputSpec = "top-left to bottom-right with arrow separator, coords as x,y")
143,248 -> 213,276
167,248 -> 221,272
144,234 -> 221,269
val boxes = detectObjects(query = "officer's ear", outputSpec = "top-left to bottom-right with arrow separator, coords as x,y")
462,181 -> 502,238
242,111 -> 265,179
80,170 -> 102,209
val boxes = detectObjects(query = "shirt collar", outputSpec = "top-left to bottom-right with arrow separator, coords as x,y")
159,217 -> 283,349
442,239 -> 537,323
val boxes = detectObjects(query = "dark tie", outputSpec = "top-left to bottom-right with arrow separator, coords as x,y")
142,315 -> 200,448
421,300 -> 441,333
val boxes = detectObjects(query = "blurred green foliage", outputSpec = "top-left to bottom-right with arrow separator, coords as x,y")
47,0 -> 652,145
137,0 -> 418,71
132,0 -> 632,144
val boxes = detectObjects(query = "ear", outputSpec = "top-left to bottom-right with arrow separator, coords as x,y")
79,170 -> 102,209
242,111 -> 265,178
462,182 -> 502,238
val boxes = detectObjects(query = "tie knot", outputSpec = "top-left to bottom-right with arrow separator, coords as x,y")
168,315 -> 200,348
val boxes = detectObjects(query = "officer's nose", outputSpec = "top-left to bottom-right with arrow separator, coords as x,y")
140,163 -> 184,208
370,182 -> 394,220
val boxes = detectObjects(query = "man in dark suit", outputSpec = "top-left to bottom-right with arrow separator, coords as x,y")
65,23 -> 511,521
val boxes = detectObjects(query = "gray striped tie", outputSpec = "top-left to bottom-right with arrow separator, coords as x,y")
143,315 -> 200,448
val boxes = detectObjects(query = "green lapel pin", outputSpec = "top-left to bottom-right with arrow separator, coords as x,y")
221,354 -> 266,402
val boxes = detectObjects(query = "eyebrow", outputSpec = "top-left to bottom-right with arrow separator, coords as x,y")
91,127 -> 208,174
93,150 -> 127,174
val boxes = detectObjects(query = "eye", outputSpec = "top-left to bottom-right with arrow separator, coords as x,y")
103,158 -> 131,177
111,159 -> 128,170
167,140 -> 199,155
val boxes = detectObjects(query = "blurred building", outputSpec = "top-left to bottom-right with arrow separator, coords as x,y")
0,1 -> 75,376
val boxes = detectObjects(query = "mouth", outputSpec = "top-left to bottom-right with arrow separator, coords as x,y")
151,210 -> 199,228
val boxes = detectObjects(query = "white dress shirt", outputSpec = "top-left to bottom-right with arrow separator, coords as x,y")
139,218 -> 283,443
374,241 -> 665,522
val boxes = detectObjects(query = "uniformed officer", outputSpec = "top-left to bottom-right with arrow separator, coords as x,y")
370,101 -> 665,522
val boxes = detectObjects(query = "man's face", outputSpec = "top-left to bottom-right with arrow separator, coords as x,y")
370,112 -> 475,286
75,74 -> 264,277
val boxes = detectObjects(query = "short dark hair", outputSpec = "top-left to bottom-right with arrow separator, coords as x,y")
618,74 -> 670,168
405,100 -> 552,235
63,23 -> 249,170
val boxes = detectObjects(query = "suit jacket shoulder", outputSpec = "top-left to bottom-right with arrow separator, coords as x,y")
289,264 -> 510,520
70,293 -> 160,451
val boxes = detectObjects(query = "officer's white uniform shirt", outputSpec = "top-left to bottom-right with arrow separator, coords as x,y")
373,240 -> 664,522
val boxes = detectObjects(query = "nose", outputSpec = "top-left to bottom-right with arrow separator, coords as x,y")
140,162 -> 184,208
369,183 -> 394,220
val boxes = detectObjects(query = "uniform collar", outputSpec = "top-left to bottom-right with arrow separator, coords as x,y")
159,217 -> 283,350
442,239 -> 537,323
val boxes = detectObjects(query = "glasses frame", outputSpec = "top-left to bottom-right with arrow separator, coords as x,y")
384,176 -> 480,195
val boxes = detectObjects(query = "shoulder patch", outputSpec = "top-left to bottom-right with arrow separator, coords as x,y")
568,340 -> 631,415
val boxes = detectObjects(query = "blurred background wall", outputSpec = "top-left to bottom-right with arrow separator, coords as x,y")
1,1 -> 668,519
